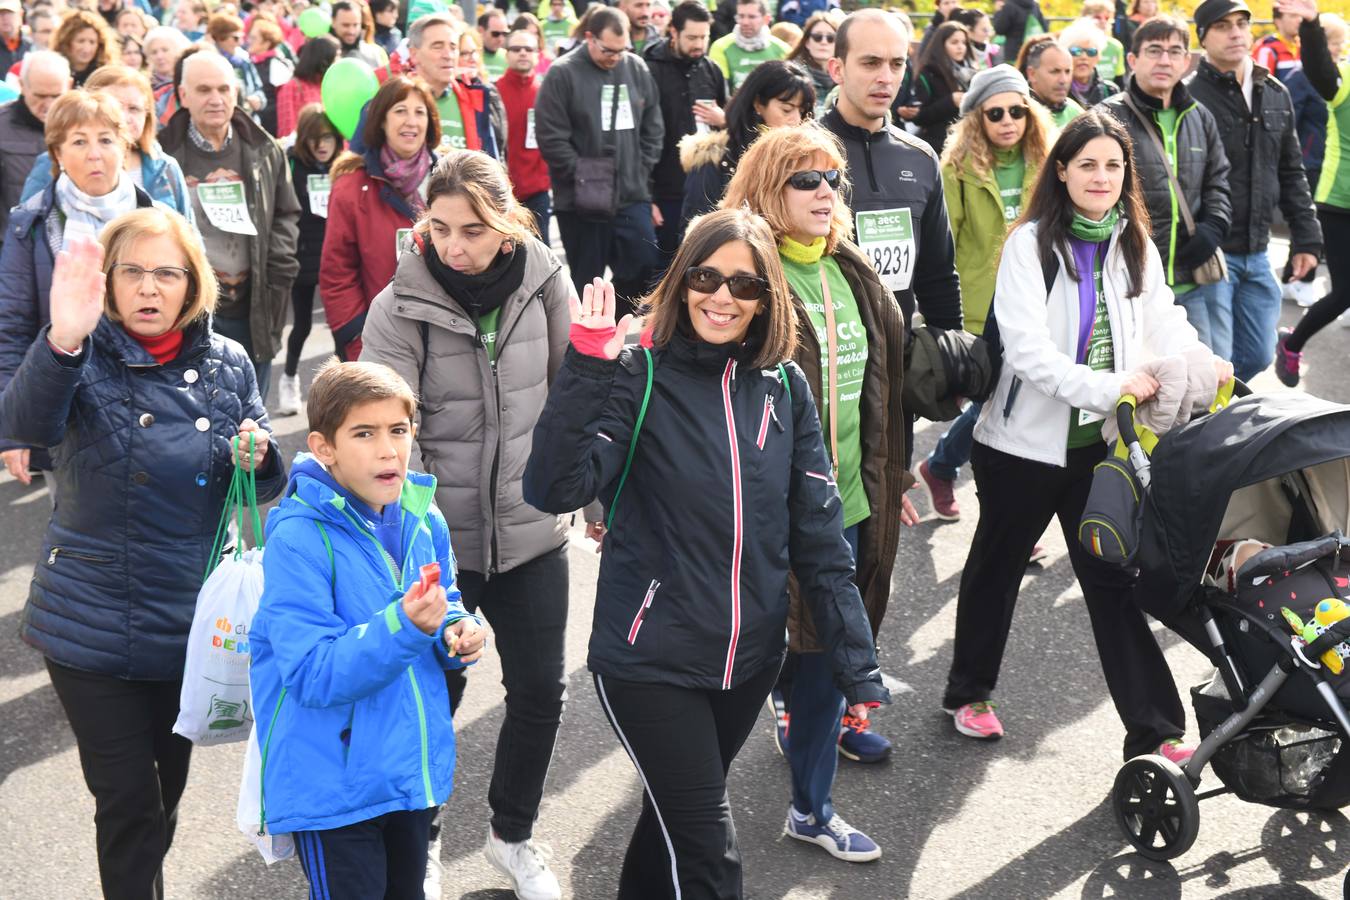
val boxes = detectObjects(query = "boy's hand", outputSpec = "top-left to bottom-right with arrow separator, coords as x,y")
402,582 -> 447,636
444,618 -> 486,664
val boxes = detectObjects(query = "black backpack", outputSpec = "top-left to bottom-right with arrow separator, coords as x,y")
975,250 -> 1059,400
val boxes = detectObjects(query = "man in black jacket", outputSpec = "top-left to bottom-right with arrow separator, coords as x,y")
1186,0 -> 1322,381
1100,16 -> 1232,354
644,0 -> 727,269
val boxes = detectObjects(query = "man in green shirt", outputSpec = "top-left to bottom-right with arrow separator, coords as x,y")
478,9 -> 509,80
708,0 -> 790,91
1021,36 -> 1084,127
620,0 -> 661,52
408,15 -> 466,149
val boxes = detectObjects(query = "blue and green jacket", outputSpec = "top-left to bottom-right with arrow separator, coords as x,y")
250,454 -> 475,834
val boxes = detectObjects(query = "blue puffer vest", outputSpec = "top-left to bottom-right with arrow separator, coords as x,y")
0,317 -> 286,680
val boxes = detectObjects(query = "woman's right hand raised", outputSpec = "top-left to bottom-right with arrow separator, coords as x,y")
1119,370 -> 1160,403
568,277 -> 634,360
47,237 -> 107,352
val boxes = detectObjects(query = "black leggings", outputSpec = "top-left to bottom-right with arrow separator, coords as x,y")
284,281 -> 317,377
1287,206 -> 1350,353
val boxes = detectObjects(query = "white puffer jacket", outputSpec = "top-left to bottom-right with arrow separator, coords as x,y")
974,219 -> 1210,467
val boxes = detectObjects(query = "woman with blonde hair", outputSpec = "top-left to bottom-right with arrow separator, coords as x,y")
524,203 -> 886,896
720,122 -> 908,863
914,65 -> 1052,525
53,9 -> 120,86
0,206 -> 283,897
360,149 -> 573,898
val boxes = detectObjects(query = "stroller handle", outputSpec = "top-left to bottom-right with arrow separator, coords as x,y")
1114,377 -> 1251,454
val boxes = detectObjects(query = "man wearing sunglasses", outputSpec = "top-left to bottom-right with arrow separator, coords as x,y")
1101,15 -> 1232,354
477,10 -> 509,81
535,6 -> 664,313
1186,0 -> 1321,381
643,0 -> 727,266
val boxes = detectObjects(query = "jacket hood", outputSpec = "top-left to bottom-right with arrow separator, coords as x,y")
642,38 -> 686,65
267,453 -> 438,539
679,128 -> 729,172
389,235 -> 562,315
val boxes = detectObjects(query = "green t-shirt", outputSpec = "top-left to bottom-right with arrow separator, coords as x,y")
711,33 -> 790,92
1024,15 -> 1044,41
541,18 -> 574,55
1068,251 -> 1113,448
478,307 -> 502,361
436,91 -> 466,150
1051,97 -> 1085,129
993,147 -> 1026,223
1316,61 -> 1350,210
1098,37 -> 1126,84
483,48 -> 508,81
779,241 -> 870,529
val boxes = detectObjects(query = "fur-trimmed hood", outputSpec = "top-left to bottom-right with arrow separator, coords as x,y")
678,128 -> 729,173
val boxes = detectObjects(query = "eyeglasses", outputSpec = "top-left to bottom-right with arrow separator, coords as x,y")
488,29 -> 509,38
1139,44 -> 1189,60
1068,45 -> 1099,57
983,104 -> 1028,122
111,263 -> 191,288
685,266 -> 770,301
506,44 -> 537,52
590,38 -> 625,57
807,31 -> 834,43
786,168 -> 842,191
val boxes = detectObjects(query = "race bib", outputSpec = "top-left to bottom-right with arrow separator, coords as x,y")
197,181 -> 257,236
855,208 -> 915,292
307,174 -> 331,219
601,84 -> 635,131
395,227 -> 412,255
525,108 -> 538,150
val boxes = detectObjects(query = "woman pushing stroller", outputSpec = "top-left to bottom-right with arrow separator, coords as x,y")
942,111 -> 1234,761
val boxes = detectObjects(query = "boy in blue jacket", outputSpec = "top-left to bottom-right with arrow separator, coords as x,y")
249,360 -> 485,899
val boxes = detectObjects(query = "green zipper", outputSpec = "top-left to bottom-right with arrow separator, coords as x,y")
1161,105 -> 1195,286
257,687 -> 288,834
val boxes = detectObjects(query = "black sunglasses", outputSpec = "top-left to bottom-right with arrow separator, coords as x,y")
983,104 -> 1028,123
489,29 -> 510,37
807,31 -> 835,43
685,266 -> 770,301
786,168 -> 842,191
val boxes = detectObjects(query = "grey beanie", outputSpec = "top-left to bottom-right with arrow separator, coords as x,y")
959,64 -> 1030,118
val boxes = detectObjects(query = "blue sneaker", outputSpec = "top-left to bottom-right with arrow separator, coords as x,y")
784,808 -> 882,862
838,713 -> 891,763
767,689 -> 788,756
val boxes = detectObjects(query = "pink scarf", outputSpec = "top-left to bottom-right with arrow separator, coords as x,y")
379,145 -> 432,217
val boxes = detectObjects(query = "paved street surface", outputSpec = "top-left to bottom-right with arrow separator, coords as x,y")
4,238 -> 1350,899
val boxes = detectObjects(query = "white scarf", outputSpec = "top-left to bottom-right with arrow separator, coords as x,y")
54,171 -> 137,249
733,25 -> 770,54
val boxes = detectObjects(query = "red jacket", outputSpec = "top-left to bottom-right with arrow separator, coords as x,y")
319,153 -> 419,360
495,68 -> 550,200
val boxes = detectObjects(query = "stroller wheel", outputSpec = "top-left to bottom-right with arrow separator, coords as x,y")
1112,755 -> 1200,861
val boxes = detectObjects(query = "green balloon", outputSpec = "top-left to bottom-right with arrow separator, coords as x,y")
321,58 -> 379,140
298,8 -> 331,39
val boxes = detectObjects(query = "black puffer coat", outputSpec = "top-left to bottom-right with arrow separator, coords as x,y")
0,317 -> 286,680
524,335 -> 888,705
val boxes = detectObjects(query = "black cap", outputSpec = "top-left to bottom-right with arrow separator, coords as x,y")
1195,0 -> 1252,42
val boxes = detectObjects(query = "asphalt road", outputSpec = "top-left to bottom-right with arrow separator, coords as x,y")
3,238 -> 1350,899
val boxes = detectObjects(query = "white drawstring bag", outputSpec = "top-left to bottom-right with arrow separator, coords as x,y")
236,721 -> 295,864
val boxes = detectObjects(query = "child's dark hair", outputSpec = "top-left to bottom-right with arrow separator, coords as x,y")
307,360 -> 417,441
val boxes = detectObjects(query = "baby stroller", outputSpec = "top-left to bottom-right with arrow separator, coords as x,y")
1103,388 -> 1350,860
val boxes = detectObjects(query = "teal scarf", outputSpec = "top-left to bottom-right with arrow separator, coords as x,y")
1069,206 -> 1119,243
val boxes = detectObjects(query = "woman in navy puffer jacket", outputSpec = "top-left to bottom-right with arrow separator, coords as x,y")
0,208 -> 285,900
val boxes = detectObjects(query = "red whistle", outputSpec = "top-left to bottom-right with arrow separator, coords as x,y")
419,563 -> 441,592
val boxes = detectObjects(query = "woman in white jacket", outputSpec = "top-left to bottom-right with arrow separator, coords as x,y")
941,111 -> 1233,760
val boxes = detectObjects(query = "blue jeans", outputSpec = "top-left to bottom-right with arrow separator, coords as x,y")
1222,250 -> 1283,382
1173,280 -> 1232,361
212,315 -> 271,406
927,401 -> 981,482
786,525 -> 860,823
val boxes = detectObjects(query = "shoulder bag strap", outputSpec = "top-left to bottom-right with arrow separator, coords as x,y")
818,265 -> 840,477
605,346 -> 653,530
1120,93 -> 1198,235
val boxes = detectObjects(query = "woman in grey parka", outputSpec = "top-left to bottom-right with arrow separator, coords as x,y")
360,150 -> 575,898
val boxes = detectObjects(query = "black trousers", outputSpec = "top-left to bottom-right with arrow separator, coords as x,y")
1287,206 -> 1350,353
594,661 -> 781,900
46,660 -> 193,900
942,442 -> 1186,760
556,202 -> 659,319
285,280 -> 317,377
445,544 -> 569,842
294,806 -> 438,900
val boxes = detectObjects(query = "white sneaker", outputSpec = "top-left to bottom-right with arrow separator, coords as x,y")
276,373 -> 301,416
484,826 -> 561,900
423,832 -> 443,900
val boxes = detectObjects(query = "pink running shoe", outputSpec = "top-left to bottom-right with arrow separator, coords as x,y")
1156,738 -> 1194,766
946,701 -> 1004,739
913,458 -> 960,520
1275,327 -> 1302,388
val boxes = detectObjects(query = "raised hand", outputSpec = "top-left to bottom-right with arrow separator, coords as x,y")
567,277 -> 634,360
1282,0 -> 1318,22
48,237 -> 107,351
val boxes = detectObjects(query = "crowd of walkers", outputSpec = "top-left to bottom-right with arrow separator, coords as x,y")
0,0 -> 1343,897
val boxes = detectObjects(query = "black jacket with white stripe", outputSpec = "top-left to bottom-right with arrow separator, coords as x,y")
524,332 -> 888,705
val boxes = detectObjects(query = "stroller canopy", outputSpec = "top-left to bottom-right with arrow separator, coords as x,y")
1136,391 -> 1350,619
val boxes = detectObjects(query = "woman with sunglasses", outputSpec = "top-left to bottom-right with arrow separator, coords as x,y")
785,10 -> 844,117
524,206 -> 888,896
914,66 -> 1052,524
1060,17 -> 1119,109
941,111 -> 1230,760
912,20 -> 977,153
720,123 -> 909,863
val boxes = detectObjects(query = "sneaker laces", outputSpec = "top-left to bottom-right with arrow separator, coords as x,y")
965,701 -> 997,716
824,815 -> 856,841
510,839 -> 554,876
841,713 -> 871,733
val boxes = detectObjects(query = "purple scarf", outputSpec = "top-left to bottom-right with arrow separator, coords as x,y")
379,145 -> 431,217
